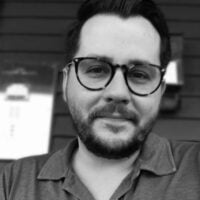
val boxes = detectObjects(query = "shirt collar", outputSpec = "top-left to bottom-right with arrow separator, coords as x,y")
37,133 -> 176,180
37,139 -> 78,180
139,133 -> 176,175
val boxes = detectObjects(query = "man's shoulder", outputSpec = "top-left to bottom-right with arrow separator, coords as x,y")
2,144 -> 70,180
0,151 -> 56,199
169,139 -> 200,165
170,139 -> 200,153
1,151 -> 55,178
1,138 -> 77,180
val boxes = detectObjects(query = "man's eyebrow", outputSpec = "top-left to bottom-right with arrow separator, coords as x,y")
87,54 -> 114,62
128,59 -> 151,65
86,55 -> 156,66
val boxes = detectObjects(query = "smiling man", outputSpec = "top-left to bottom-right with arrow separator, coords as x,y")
1,0 -> 200,200
63,15 -> 164,162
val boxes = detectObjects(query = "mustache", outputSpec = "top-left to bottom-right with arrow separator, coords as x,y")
88,103 -> 139,124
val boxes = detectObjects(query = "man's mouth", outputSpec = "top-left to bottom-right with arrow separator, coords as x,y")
95,117 -> 133,134
88,103 -> 139,125
95,113 -> 136,124
94,115 -> 136,130
98,116 -> 131,122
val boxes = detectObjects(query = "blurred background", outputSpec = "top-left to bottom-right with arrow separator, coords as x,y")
0,0 -> 200,170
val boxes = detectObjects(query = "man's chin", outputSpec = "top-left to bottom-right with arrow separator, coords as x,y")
78,127 -> 144,159
70,108 -> 157,159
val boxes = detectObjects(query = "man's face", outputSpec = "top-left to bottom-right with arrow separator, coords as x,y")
63,14 -> 165,159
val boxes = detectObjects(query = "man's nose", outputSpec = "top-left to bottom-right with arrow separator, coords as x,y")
102,69 -> 131,104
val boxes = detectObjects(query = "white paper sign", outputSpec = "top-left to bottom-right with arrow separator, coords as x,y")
0,63 -> 56,159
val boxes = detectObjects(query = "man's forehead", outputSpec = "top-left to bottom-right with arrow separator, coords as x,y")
75,14 -> 161,65
80,14 -> 160,41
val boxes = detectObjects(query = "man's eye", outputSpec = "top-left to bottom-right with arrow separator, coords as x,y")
86,65 -> 105,73
131,71 -> 150,79
85,65 -> 110,75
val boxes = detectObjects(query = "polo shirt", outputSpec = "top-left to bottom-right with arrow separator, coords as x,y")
0,133 -> 200,200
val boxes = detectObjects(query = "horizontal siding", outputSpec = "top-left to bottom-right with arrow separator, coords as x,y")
0,19 -> 72,35
182,77 -> 200,96
184,58 -> 200,75
154,118 -> 200,140
53,115 -> 76,136
0,0 -> 200,169
0,35 -> 65,52
169,21 -> 200,38
54,93 -> 69,115
160,5 -> 200,21
1,3 -> 79,18
161,97 -> 200,119
50,136 -> 75,152
1,3 -> 200,21
1,53 -> 65,66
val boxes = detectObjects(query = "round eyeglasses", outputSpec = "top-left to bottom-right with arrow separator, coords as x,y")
65,57 -> 166,96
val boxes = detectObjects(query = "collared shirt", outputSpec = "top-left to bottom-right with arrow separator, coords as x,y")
0,133 -> 200,200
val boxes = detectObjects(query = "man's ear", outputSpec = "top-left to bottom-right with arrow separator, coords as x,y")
62,67 -> 69,102
161,80 -> 166,96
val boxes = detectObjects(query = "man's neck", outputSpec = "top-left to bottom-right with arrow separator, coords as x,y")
72,139 -> 140,200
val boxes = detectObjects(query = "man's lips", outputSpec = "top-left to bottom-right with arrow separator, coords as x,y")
95,115 -> 134,123
88,103 -> 139,125
94,116 -> 134,134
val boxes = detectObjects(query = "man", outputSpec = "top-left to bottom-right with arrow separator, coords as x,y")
0,0 -> 200,199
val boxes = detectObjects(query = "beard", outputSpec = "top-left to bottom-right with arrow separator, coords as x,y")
69,101 -> 158,159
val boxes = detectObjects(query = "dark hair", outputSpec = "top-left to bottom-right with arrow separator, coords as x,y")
65,0 -> 171,67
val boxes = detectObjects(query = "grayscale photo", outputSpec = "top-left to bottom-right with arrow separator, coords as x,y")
0,0 -> 200,199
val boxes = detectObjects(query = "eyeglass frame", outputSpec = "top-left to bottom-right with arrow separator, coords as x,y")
65,57 -> 166,97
